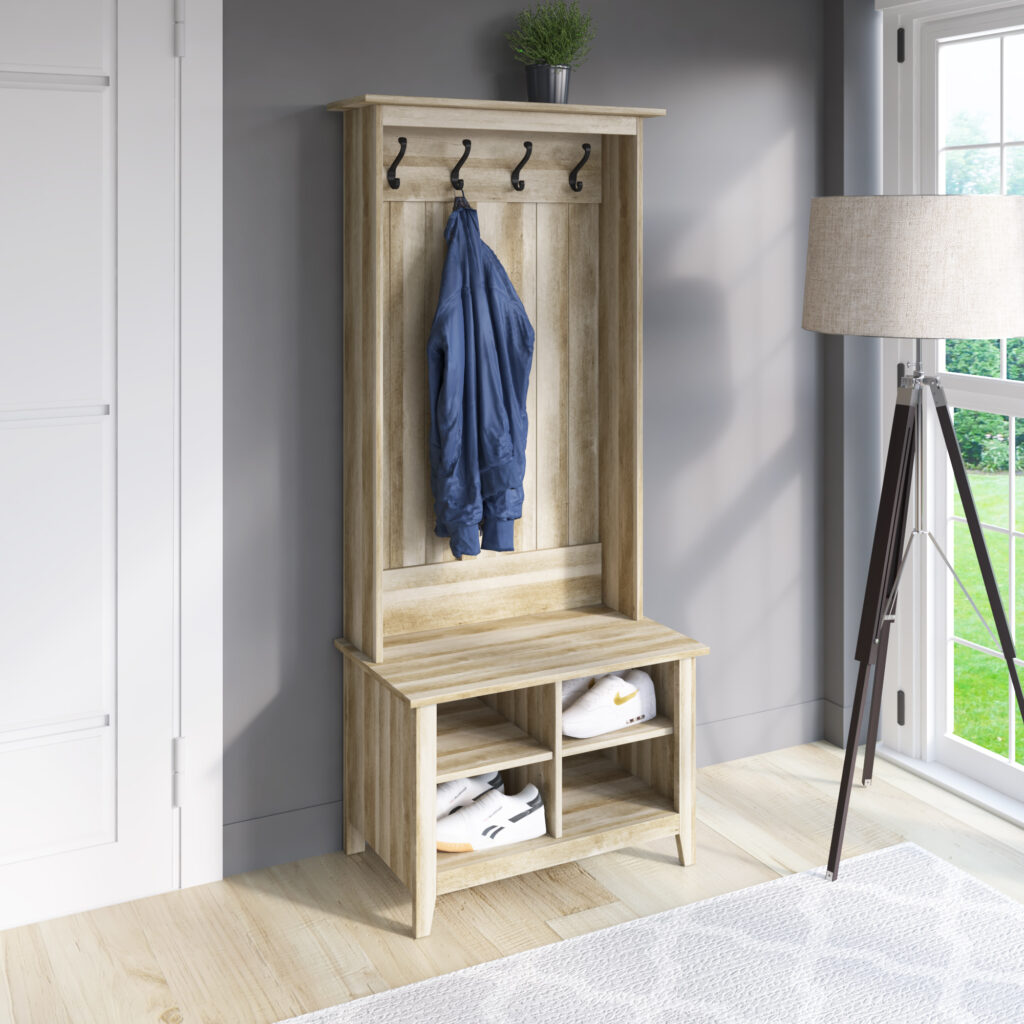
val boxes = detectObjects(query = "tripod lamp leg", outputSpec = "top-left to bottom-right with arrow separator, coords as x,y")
862,619 -> 893,786
827,658 -> 873,881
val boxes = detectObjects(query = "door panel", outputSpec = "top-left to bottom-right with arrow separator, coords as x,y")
0,0 -> 178,928
0,420 -> 111,724
0,731 -> 113,865
0,88 -> 109,409
0,0 -> 109,74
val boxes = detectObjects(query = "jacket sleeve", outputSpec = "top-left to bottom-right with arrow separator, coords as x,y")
427,301 -> 463,478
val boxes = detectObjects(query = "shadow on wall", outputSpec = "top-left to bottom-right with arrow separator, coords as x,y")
222,104 -> 344,874
478,12 -> 524,100
641,111 -> 824,761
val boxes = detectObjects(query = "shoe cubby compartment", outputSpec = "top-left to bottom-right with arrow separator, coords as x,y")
333,97 -> 708,937
560,661 -> 677,758
561,754 -> 676,840
436,696 -> 554,783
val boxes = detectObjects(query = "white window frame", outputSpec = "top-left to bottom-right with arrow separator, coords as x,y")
879,0 -> 1024,812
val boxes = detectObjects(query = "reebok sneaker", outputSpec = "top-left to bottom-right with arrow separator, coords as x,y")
436,783 -> 546,852
435,770 -> 505,819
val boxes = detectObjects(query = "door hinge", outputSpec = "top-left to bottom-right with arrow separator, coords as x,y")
897,27 -> 905,64
174,0 -> 186,58
172,736 -> 185,807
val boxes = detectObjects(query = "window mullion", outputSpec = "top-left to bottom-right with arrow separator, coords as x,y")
1010,416 -> 1017,765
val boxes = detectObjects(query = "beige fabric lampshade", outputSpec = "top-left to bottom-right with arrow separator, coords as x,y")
802,195 -> 1024,339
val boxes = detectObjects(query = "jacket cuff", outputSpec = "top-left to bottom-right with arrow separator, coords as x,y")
445,522 -> 481,559
481,517 -> 514,552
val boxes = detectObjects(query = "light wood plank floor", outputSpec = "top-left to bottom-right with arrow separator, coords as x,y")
2,742 -> 1021,1024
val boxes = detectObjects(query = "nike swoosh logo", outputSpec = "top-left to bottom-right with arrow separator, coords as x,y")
614,690 -> 638,706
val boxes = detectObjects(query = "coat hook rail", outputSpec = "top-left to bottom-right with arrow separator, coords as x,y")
511,141 -> 533,191
451,138 -> 472,190
387,137 -> 407,190
569,142 -> 591,192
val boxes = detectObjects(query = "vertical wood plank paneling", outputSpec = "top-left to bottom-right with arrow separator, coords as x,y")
378,675 -> 392,865
399,204 -> 429,567
342,106 -> 384,661
411,705 -> 437,938
342,662 -> 365,855
423,201 -> 455,564
517,205 -> 538,553
598,127 -> 642,618
382,194 -> 603,573
568,204 -> 600,545
648,662 -> 675,806
476,202 -> 539,553
677,658 -> 696,866
384,204 -> 402,568
536,204 -> 570,549
386,203 -> 437,569
360,661 -> 376,854
349,660 -> 440,922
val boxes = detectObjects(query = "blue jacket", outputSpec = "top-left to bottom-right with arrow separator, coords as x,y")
428,205 -> 535,558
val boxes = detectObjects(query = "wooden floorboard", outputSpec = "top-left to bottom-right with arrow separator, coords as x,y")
1,742 -> 1021,1023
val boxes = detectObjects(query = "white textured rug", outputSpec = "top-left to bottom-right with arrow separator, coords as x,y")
277,844 -> 1024,1024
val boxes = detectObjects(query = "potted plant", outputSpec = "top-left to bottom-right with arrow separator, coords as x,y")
506,0 -> 595,104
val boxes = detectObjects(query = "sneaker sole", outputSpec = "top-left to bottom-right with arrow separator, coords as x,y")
437,840 -> 475,852
563,709 -> 654,739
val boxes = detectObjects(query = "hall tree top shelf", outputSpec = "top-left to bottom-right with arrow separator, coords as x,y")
329,94 -> 666,128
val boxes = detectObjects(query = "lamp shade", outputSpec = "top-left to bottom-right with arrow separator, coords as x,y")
802,195 -> 1024,339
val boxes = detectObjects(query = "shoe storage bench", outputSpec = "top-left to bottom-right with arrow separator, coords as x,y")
330,95 -> 708,938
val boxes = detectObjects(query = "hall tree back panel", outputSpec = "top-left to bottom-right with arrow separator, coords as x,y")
383,200 -> 601,566
332,96 -> 707,937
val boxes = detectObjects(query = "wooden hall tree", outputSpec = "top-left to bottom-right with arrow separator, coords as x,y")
330,95 -> 707,938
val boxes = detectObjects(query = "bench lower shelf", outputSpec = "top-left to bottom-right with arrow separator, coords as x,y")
437,754 -> 678,895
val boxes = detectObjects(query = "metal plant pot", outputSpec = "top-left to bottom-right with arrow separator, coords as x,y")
525,64 -> 571,103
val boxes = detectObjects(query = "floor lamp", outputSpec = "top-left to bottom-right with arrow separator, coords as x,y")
802,195 -> 1024,880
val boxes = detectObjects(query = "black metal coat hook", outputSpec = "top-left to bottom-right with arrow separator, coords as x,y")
569,142 -> 591,192
451,139 -> 472,190
387,137 -> 407,190
511,141 -> 533,191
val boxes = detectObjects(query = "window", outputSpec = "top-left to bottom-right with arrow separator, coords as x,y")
882,0 -> 1024,803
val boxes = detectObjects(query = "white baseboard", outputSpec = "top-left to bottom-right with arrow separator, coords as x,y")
697,699 -> 825,768
223,800 -> 342,876
877,744 -> 1024,830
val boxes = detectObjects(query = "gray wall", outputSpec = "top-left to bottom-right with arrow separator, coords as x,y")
224,0 -> 828,874
822,0 -> 883,745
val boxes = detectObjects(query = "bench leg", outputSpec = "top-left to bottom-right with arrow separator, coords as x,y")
344,821 -> 365,856
411,705 -> 437,938
676,658 -> 696,866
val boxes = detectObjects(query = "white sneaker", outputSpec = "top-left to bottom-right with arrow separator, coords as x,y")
561,670 -> 657,739
436,771 -> 504,819
561,675 -> 593,709
436,783 -> 546,852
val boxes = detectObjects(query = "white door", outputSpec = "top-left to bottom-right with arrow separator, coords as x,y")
0,0 -> 180,929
